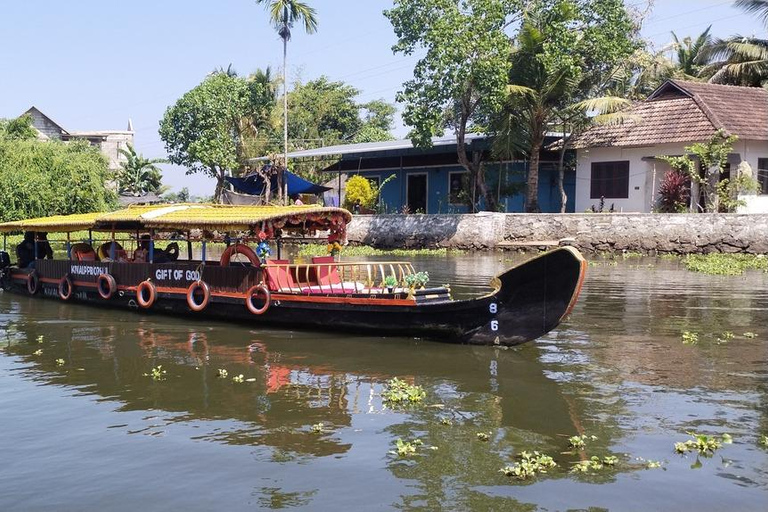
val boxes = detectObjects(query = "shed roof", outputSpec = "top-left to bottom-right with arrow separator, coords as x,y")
574,80 -> 768,148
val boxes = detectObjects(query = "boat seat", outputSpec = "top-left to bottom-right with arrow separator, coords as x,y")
264,260 -> 303,293
312,256 -> 341,285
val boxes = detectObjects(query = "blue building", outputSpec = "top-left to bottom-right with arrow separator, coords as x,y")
283,134 -> 575,213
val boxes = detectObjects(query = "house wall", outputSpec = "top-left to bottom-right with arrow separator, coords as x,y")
98,132 -> 134,172
576,139 -> 768,213
357,162 -> 575,214
27,108 -> 64,140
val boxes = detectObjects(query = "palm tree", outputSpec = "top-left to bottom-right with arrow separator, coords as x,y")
117,144 -> 167,196
495,22 -> 577,212
255,0 -> 318,204
703,0 -> 768,86
671,26 -> 713,79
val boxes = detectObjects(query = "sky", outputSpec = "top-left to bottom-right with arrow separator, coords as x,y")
1,0 -> 766,196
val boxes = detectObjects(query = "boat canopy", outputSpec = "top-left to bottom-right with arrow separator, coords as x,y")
0,204 -> 352,239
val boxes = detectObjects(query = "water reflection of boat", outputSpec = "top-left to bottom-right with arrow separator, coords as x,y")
0,205 -> 585,345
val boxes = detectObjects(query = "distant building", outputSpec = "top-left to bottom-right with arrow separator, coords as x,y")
572,80 -> 768,213
23,106 -> 134,173
260,134 -> 575,213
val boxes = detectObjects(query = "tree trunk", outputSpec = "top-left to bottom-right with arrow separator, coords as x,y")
213,167 -> 225,203
282,29 -> 289,206
456,131 -> 495,212
705,165 -> 720,212
526,135 -> 543,212
557,129 -> 569,214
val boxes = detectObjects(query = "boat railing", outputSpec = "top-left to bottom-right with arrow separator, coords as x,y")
263,261 -> 417,295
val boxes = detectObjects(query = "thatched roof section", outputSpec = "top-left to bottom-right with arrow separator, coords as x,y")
0,212 -> 102,233
0,204 -> 352,234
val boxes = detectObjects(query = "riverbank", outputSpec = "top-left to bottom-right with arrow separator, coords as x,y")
346,213 -> 768,254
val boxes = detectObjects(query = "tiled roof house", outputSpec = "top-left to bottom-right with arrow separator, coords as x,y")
573,80 -> 768,213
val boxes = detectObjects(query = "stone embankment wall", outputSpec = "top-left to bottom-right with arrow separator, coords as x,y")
346,213 -> 768,254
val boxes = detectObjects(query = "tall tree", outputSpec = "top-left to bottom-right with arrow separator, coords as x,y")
116,144 -> 167,196
671,26 -> 713,79
703,0 -> 768,86
495,0 -> 639,212
159,72 -> 269,201
385,0 -> 524,212
255,0 -> 318,204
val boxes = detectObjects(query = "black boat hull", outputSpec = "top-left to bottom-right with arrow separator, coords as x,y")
0,247 -> 586,346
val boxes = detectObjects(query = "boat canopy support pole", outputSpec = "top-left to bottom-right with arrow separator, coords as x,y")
277,238 -> 282,260
186,231 -> 192,261
149,230 -> 155,263
66,232 -> 71,259
88,230 -> 93,247
201,241 -> 206,263
110,228 -> 116,260
3,234 -> 6,252
34,233 -> 38,260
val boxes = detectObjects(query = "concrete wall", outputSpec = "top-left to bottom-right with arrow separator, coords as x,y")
576,140 -> 768,213
347,213 -> 768,254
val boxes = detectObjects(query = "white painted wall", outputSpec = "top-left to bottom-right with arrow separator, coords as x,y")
576,139 -> 768,213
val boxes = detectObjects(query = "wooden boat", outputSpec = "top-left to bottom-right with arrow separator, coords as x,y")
0,204 -> 586,346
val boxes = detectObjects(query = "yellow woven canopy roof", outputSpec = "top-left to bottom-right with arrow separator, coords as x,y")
0,204 -> 352,234
0,212 -> 102,233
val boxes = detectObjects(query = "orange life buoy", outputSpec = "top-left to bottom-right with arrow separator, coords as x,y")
58,274 -> 73,301
186,280 -> 211,312
136,280 -> 156,309
97,273 -> 117,300
27,271 -> 39,295
220,244 -> 260,267
245,284 -> 271,315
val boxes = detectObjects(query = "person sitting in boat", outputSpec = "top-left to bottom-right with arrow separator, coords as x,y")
292,194 -> 303,206
97,241 -> 128,262
15,231 -> 53,269
133,235 -> 179,263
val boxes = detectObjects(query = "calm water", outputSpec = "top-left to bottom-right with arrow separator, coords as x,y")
1,253 -> 767,511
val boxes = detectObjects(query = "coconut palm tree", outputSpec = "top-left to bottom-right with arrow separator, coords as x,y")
117,144 -> 167,196
703,0 -> 768,86
255,0 -> 318,204
671,26 -> 713,79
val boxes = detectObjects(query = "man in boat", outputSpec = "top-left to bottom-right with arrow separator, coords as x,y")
15,231 -> 53,268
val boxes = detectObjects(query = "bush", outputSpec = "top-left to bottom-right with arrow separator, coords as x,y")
343,175 -> 375,210
657,169 -> 690,213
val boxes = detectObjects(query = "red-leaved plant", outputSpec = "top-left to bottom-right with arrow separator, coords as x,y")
657,169 -> 690,213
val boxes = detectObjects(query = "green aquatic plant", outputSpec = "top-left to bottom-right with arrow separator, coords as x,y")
716,331 -> 735,344
759,434 -> 768,447
381,377 -> 426,406
683,253 -> 768,276
391,438 -> 423,457
500,451 -> 557,480
439,417 -> 453,426
55,358 -> 65,366
681,331 -> 699,345
36,335 -> 44,344
645,460 -> 663,469
232,374 -> 244,383
297,245 -> 461,258
216,368 -> 228,378
476,432 -> 491,442
568,434 -> 596,450
674,432 -> 728,456
602,455 -> 619,466
145,365 -> 166,381
310,423 -> 324,434
570,455 -> 612,473
743,332 -> 758,339
33,349 -> 42,356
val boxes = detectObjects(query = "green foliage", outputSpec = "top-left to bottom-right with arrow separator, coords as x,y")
476,432 -> 491,441
159,72 -> 271,200
310,422 -> 325,433
116,144 -> 167,196
674,432 -> 728,456
232,374 -> 245,383
0,114 -> 37,140
681,331 -> 699,345
385,0 -> 523,211
145,365 -> 167,381
55,358 -> 65,366
672,26 -> 713,79
297,245 -> 458,257
404,271 -> 429,288
392,438 -> 423,457
381,377 -> 426,406
216,368 -> 229,378
760,434 -> 768,447
683,253 -> 768,275
343,175 -> 376,210
0,135 -> 115,222
570,455 -> 614,473
500,451 -> 557,480
383,275 -> 398,288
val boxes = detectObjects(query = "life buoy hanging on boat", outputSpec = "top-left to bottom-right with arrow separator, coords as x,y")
220,244 -> 260,267
97,273 -> 117,300
186,280 -> 211,312
245,284 -> 270,315
136,280 -> 156,309
58,274 -> 73,301
27,271 -> 39,295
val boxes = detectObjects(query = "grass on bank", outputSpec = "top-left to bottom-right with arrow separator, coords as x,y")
297,244 -> 461,258
683,253 -> 768,275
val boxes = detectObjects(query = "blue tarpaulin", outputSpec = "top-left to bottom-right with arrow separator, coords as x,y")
226,169 -> 330,197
